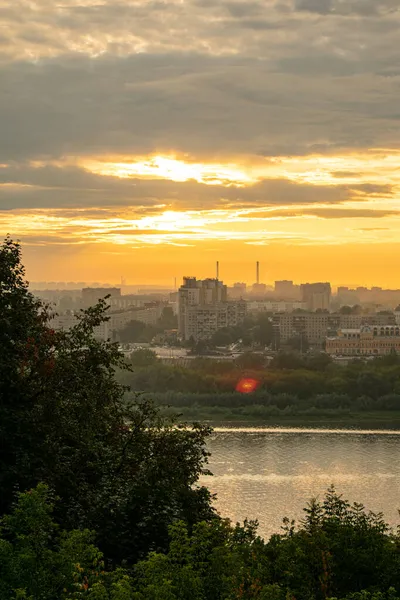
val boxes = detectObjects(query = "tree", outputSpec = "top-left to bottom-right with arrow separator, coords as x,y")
0,484 -> 105,600
270,351 -> 306,370
235,352 -> 265,370
117,319 -> 157,343
284,335 -> 309,353
267,487 -> 399,600
211,328 -> 235,346
157,306 -> 178,330
0,238 -> 214,564
305,352 -> 332,371
130,348 -> 159,367
253,315 -> 274,347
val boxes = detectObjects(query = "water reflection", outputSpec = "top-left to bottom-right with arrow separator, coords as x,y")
201,428 -> 400,539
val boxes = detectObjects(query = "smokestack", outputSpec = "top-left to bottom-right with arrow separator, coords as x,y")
256,261 -> 260,284
216,261 -> 219,280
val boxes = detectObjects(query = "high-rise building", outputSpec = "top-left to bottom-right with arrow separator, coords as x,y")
300,282 -> 331,311
178,277 -> 245,340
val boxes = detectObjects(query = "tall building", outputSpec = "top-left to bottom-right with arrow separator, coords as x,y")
301,282 -> 331,311
178,277 -> 246,341
274,280 -> 300,299
81,287 -> 121,308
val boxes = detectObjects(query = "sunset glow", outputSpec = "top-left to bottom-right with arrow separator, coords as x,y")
1,0 -> 400,285
84,156 -> 255,186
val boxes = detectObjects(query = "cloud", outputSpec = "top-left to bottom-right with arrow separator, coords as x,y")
0,163 -> 393,211
294,0 -> 398,16
1,0 -> 400,263
0,0 -> 400,163
244,207 -> 400,219
357,226 -> 390,231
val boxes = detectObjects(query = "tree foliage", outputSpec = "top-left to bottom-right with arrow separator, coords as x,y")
0,238 -> 214,564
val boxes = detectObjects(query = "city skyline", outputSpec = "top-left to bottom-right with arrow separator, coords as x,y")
2,1 -> 400,284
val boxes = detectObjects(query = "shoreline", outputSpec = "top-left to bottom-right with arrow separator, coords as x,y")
161,406 -> 400,430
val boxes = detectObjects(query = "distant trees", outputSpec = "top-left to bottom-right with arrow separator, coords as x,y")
117,307 -> 178,343
117,319 -> 158,343
130,348 -> 158,367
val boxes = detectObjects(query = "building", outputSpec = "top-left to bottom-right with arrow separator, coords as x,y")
247,300 -> 307,314
272,311 -> 396,349
227,282 -> 247,299
274,281 -> 301,299
178,277 -> 246,340
338,313 -> 396,329
81,287 -> 121,308
273,312 -> 331,348
49,311 -> 109,341
326,325 -> 400,357
49,304 -> 164,341
301,283 -> 331,311
184,301 -> 247,341
251,283 -> 267,295
336,287 -> 400,309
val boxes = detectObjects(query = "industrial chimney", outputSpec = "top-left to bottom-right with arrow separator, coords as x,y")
216,261 -> 219,280
256,261 -> 260,284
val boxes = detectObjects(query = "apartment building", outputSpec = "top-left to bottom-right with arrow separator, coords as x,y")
326,325 -> 400,357
178,277 -> 246,340
273,312 -> 330,347
301,283 -> 331,311
184,301 -> 247,341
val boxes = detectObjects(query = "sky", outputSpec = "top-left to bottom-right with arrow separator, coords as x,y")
1,0 -> 400,287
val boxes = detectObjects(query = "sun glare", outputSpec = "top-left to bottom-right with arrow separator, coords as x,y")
83,156 -> 256,186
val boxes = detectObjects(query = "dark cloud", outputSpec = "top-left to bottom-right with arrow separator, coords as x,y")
294,0 -> 398,16
1,52 -> 400,164
0,0 -> 400,164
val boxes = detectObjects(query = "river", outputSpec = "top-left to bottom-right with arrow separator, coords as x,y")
201,427 -> 400,539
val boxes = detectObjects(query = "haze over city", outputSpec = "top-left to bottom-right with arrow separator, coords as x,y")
1,0 -> 400,286
4,2 -> 400,595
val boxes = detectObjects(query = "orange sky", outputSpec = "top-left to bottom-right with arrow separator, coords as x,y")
1,1 -> 400,287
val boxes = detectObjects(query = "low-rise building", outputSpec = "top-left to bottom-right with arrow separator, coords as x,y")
326,325 -> 400,357
273,311 -> 397,349
49,304 -> 164,341
247,300 -> 307,314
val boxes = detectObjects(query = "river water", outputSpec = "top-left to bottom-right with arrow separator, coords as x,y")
201,427 -> 400,539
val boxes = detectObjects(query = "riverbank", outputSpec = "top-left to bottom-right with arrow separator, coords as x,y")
160,405 -> 400,429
